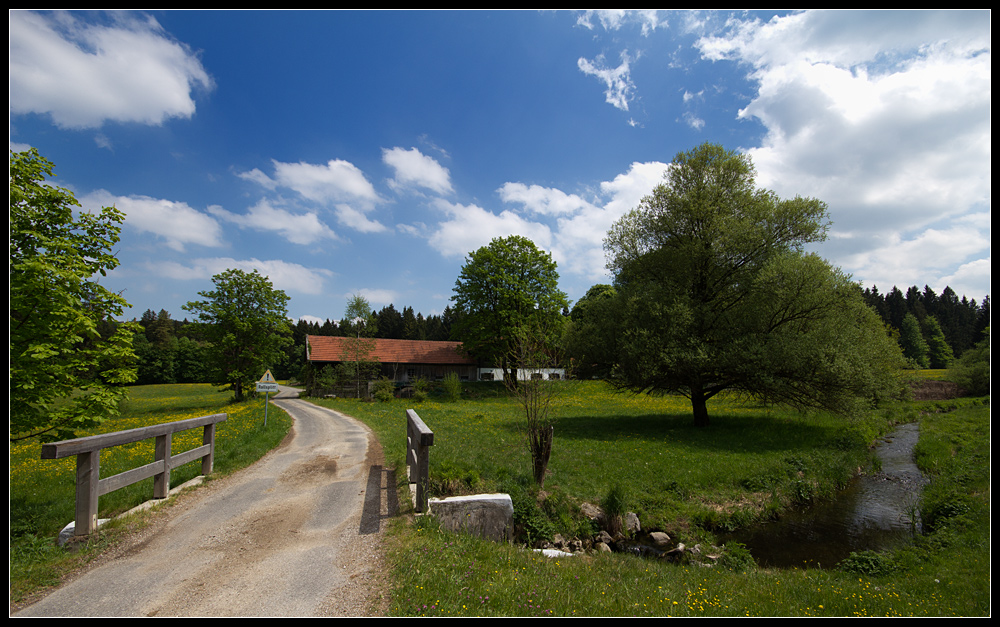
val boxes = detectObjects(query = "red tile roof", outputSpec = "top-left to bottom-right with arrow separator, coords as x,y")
306,335 -> 476,365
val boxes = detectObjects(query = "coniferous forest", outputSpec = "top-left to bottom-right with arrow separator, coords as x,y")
861,285 -> 989,368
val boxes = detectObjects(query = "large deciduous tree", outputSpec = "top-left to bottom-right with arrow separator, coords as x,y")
603,143 -> 906,426
10,149 -> 139,442
183,269 -> 291,402
452,235 -> 568,384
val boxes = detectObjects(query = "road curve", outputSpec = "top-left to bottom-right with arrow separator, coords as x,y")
14,386 -> 393,617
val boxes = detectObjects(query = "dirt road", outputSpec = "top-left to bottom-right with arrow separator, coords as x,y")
13,386 -> 394,617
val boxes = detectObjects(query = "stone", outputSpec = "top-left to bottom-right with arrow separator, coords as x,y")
625,511 -> 641,534
428,493 -> 514,542
649,531 -> 671,546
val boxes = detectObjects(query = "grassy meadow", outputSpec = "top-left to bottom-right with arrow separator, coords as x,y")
9,384 -> 292,603
10,378 -> 988,616
311,380 -> 989,617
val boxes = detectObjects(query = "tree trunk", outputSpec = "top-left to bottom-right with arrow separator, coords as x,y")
691,391 -> 710,427
530,425 -> 554,487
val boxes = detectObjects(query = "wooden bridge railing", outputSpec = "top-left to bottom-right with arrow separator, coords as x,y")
40,413 -> 228,536
406,409 -> 434,512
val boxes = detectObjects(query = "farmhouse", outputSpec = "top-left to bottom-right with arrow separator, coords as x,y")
305,335 -> 566,383
306,335 -> 478,383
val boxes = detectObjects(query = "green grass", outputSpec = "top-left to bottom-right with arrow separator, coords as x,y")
312,381 -> 891,538
11,381 -> 989,616
313,381 -> 989,617
9,384 -> 292,604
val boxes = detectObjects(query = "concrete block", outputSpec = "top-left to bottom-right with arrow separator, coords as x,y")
428,493 -> 514,542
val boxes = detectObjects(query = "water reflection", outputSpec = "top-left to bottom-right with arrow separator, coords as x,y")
720,422 -> 927,569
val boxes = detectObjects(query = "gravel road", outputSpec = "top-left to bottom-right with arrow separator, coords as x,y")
13,386 -> 394,617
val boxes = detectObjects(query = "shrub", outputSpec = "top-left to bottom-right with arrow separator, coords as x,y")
719,542 -> 757,572
442,372 -> 462,402
373,377 -> 396,402
948,329 -> 990,396
838,550 -> 898,576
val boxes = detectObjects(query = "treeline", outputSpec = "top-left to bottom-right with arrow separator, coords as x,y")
127,304 -> 463,385
861,284 -> 989,367
301,303 -> 461,342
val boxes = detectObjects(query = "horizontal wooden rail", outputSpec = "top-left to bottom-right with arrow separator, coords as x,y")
406,409 -> 434,513
40,413 -> 228,536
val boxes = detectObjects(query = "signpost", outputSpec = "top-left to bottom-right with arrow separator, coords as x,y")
256,370 -> 278,426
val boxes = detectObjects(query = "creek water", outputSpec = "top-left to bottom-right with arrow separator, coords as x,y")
718,422 -> 927,569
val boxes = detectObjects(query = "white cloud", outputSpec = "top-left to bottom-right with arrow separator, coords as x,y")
578,51 -> 636,111
576,10 -> 667,36
428,161 -> 668,282
694,9 -> 991,295
81,190 -> 223,251
154,257 -> 334,295
269,158 -> 381,205
240,158 -> 387,234
428,199 -> 552,259
383,147 -> 453,195
497,183 -> 598,217
208,200 -> 338,246
9,11 -> 213,129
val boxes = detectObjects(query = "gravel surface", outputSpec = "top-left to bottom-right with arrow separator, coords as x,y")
13,388 -> 394,617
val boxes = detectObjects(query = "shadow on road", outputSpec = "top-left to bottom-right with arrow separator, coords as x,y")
361,466 -> 398,535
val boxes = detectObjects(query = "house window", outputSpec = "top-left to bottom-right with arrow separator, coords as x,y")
480,372 -> 494,381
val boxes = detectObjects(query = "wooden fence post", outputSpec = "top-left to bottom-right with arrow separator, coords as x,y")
406,409 -> 434,513
75,450 -> 99,536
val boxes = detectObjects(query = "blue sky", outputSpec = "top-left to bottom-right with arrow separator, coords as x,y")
10,10 -> 991,324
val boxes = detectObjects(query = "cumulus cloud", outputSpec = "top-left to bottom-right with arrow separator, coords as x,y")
694,9 -> 991,293
427,199 -> 553,259
9,11 -> 213,129
427,161 -> 668,282
153,257 -> 334,295
578,51 -> 637,111
383,147 -> 453,195
208,200 -> 338,246
81,190 -> 223,251
239,158 -> 387,233
497,183 -> 598,217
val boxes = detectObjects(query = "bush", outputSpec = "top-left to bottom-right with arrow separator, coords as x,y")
373,376 -> 396,402
442,372 -> 463,402
838,550 -> 898,576
719,542 -> 757,572
948,329 -> 990,396
412,377 -> 430,403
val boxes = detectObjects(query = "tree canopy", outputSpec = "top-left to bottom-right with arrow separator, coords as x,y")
183,269 -> 291,402
10,149 -> 139,442
452,235 -> 568,383
603,143 -> 906,426
562,284 -> 619,379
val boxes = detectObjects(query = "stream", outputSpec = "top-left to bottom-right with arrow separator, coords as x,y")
718,422 -> 927,569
